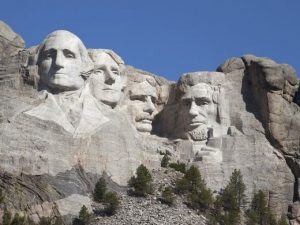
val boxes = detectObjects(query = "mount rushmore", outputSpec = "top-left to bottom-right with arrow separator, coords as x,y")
0,21 -> 300,224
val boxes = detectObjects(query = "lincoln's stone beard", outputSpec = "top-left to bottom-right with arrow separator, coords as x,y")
186,124 -> 208,141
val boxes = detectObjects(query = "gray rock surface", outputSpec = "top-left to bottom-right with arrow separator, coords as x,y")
0,22 -> 299,224
90,168 -> 207,225
0,20 -> 24,63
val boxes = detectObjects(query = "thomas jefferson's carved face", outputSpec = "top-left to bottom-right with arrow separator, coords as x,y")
180,83 -> 214,141
127,77 -> 158,134
89,52 -> 124,108
38,31 -> 87,92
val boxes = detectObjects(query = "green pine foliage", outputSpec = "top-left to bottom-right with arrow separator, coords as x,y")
38,216 -> 63,225
246,190 -> 277,225
128,164 -> 153,197
187,186 -> 214,211
2,208 -> 12,225
93,175 -> 121,216
103,191 -> 120,216
161,154 -> 170,168
0,188 -> 4,204
78,205 -> 91,225
169,162 -> 186,174
10,213 -> 25,225
94,176 -> 107,202
213,169 -> 246,225
38,217 -> 52,225
175,165 -> 213,211
221,169 -> 246,211
160,186 -> 175,206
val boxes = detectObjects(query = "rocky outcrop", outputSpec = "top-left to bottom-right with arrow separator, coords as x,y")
0,21 -> 24,63
0,22 -> 299,224
218,55 -> 300,223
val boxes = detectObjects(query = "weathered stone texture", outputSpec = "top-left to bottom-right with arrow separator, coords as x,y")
0,22 -> 299,224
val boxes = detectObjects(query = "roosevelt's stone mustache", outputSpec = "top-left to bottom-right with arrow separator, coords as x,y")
135,113 -> 154,122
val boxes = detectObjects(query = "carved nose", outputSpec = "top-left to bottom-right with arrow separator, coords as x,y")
189,101 -> 198,117
105,71 -> 116,85
144,97 -> 155,114
54,52 -> 65,69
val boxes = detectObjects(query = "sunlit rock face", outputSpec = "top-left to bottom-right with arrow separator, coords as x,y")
123,74 -> 159,134
36,30 -> 93,92
0,21 -> 299,222
88,49 -> 126,108
176,72 -> 229,141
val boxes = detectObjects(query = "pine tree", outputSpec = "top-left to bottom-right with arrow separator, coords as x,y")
175,165 -> 213,211
222,169 -> 246,211
94,176 -> 107,202
2,208 -> 12,225
215,169 -> 246,225
78,205 -> 91,225
39,217 -> 52,225
103,191 -> 120,216
184,165 -> 205,192
10,213 -> 25,225
174,177 -> 190,194
161,186 -> 175,206
0,188 -> 4,204
169,162 -> 186,174
128,164 -> 153,197
246,190 -> 277,225
161,154 -> 170,168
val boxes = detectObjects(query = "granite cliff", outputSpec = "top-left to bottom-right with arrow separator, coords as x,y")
0,21 -> 299,224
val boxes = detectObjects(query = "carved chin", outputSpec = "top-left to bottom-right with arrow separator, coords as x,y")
136,123 -> 152,133
96,91 -> 122,105
187,125 -> 208,141
44,72 -> 84,92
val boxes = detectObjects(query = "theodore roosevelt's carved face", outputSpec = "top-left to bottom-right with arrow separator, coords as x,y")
89,51 -> 125,108
37,30 -> 91,92
127,76 -> 158,134
180,83 -> 214,141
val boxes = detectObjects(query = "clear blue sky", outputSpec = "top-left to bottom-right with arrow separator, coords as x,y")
1,0 -> 299,81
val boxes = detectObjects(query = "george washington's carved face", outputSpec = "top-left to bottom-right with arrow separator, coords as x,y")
38,31 -> 91,92
180,83 -> 214,141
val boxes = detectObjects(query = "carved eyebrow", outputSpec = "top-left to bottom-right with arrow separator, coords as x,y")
111,66 -> 119,71
63,49 -> 76,57
195,97 -> 211,102
43,48 -> 56,54
130,93 -> 157,99
41,49 -> 56,59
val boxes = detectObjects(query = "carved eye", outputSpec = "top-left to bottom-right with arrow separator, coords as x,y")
195,98 -> 210,106
111,69 -> 119,75
151,96 -> 157,104
43,50 -> 54,59
130,95 -> 146,102
94,69 -> 104,74
63,50 -> 76,58
66,53 -> 75,58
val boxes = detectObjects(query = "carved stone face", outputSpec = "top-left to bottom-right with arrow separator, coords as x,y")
127,78 -> 158,134
180,83 -> 214,141
38,31 -> 88,92
89,52 -> 124,108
